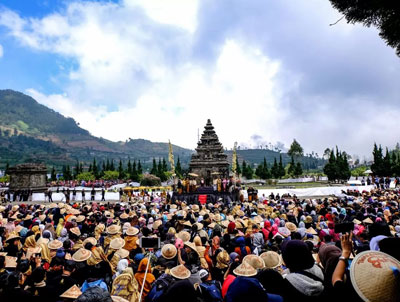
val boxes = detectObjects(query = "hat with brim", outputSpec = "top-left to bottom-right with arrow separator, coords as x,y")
306,227 -> 318,235
26,246 -> 42,259
72,248 -> 92,262
23,215 -> 33,221
176,231 -> 190,242
353,219 -> 361,225
107,224 -> 121,235
161,243 -> 177,259
170,264 -> 191,279
350,250 -> 400,302
363,217 -> 373,224
220,220 -> 229,228
76,215 -> 85,223
6,233 -> 20,242
60,285 -> 82,299
120,213 -> 129,219
278,227 -> 291,238
116,248 -> 129,259
233,261 -> 257,277
260,251 -> 282,269
243,254 -> 265,270
285,222 -> 297,233
110,237 -> 125,250
48,239 -> 63,250
184,241 -> 197,252
208,223 -> 216,229
111,296 -> 130,302
70,227 -> 81,237
39,214 -> 46,222
83,237 -> 97,247
126,227 -> 139,236
5,256 -> 17,268
153,220 -> 163,230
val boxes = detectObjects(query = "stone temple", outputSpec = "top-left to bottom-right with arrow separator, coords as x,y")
189,119 -> 229,185
8,163 -> 47,192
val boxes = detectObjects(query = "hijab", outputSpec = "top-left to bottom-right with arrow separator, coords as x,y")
134,258 -> 155,299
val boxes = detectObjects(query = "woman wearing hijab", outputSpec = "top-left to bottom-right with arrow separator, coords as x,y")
112,267 -> 140,302
318,244 -> 341,295
278,240 -> 325,301
55,218 -> 64,238
234,236 -> 251,261
134,258 -> 155,301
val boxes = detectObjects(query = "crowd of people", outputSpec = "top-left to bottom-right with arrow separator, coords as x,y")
0,187 -> 399,302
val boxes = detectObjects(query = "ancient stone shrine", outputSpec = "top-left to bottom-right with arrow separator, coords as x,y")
189,119 -> 229,184
8,163 -> 47,192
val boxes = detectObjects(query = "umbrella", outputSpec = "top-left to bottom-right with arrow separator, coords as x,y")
188,173 -> 198,177
364,169 -> 373,174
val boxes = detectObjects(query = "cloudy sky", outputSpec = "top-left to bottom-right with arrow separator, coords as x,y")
0,0 -> 399,158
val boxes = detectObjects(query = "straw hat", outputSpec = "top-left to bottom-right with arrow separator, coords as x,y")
0,206 -> 5,213
107,224 -> 121,235
37,237 -> 49,245
70,227 -> 81,236
195,222 -> 204,230
111,296 -> 129,302
39,214 -> 46,222
306,227 -> 318,235
220,220 -> 229,228
110,238 -> 125,250
60,285 -> 82,299
192,205 -> 200,212
184,241 -> 197,252
260,251 -> 282,269
23,215 -> 33,221
116,249 -> 129,259
214,214 -> 222,222
26,246 -> 42,259
5,256 -> 17,268
363,217 -> 373,224
126,227 -> 139,236
12,205 -> 19,212
208,223 -> 216,229
278,227 -> 291,238
176,231 -> 190,242
15,225 -> 23,233
243,254 -> 265,270
183,221 -> 192,227
285,222 -> 297,233
153,220 -> 163,230
83,237 -> 97,247
120,212 -> 129,219
48,239 -> 63,250
350,250 -> 400,302
76,215 -> 85,223
233,261 -> 257,277
161,244 -> 177,259
72,248 -> 92,262
170,264 -> 191,279
353,219 -> 361,225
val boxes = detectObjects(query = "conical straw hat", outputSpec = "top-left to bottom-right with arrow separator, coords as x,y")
161,244 -> 177,259
233,261 -> 257,277
350,250 -> 400,302
243,254 -> 265,270
170,264 -> 191,279
72,248 -> 92,262
260,251 -> 282,269
60,285 -> 82,299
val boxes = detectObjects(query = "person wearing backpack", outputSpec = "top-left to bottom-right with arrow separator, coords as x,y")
198,269 -> 223,302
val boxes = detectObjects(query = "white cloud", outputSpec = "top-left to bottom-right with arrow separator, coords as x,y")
0,44 -> 3,57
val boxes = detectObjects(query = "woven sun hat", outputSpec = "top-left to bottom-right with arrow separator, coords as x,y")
221,220 -> 229,228
83,237 -> 97,247
15,225 -> 24,233
48,239 -> 63,250
278,227 -> 291,238
111,296 -> 129,302
214,214 -> 222,222
70,227 -> 81,237
233,261 -> 257,277
26,246 -> 42,259
208,222 -> 216,229
183,220 -> 192,227
353,219 -> 362,225
5,256 -> 17,268
363,217 -> 373,224
107,224 -> 121,235
126,226 -> 139,236
120,212 -> 129,219
192,204 -> 200,212
76,215 -> 85,223
184,241 -> 197,252
350,250 -> 400,302
153,219 -> 163,230
116,248 -> 129,259
194,222 -> 204,230
260,251 -> 282,269
72,248 -> 92,262
285,222 -> 297,233
67,215 -> 77,222
170,264 -> 191,280
60,285 -> 82,299
176,231 -> 190,242
110,237 -> 125,250
306,227 -> 318,235
161,243 -> 177,259
243,254 -> 266,270
39,214 -> 46,222
23,214 -> 33,221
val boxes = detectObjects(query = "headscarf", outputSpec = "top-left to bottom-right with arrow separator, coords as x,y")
229,252 -> 239,263
235,236 -> 248,258
56,218 -> 64,237
282,240 -> 315,272
124,235 -> 138,251
212,236 -> 220,255
112,267 -> 140,302
23,235 -> 37,251
134,258 -> 155,300
44,223 -> 56,240
228,222 -> 236,234
115,259 -> 129,278
95,224 -> 105,240
318,244 -> 341,287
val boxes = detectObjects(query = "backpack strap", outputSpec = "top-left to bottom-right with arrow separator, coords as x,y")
296,270 -> 324,283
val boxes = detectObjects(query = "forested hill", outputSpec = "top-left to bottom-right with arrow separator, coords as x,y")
0,89 -> 193,169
